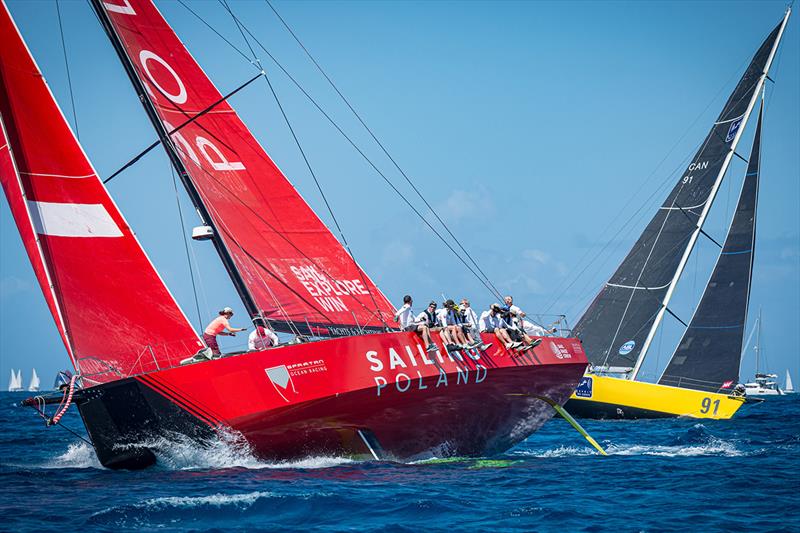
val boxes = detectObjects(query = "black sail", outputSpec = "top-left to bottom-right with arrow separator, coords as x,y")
573,19 -> 786,371
658,105 -> 762,393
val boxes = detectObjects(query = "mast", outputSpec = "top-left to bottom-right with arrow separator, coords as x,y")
630,8 -> 791,380
756,307 -> 762,374
88,0 -> 260,319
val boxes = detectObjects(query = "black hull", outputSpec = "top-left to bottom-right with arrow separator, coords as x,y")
76,378 -> 212,469
563,398 -> 676,420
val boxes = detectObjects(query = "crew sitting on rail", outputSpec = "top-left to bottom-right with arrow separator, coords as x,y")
459,299 -> 484,345
203,307 -> 247,356
458,299 -> 492,351
503,295 -> 526,328
442,299 -> 481,351
248,317 -> 279,351
394,295 -> 437,353
420,301 -> 455,348
433,301 -> 458,349
500,306 -> 543,351
479,303 -> 521,351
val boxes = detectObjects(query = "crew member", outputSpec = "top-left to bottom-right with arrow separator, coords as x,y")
394,295 -> 437,353
479,303 -> 520,351
460,298 -> 490,349
443,299 -> 479,350
203,307 -> 247,356
523,319 -> 558,337
501,306 -> 542,350
503,295 -> 525,329
248,317 -> 279,351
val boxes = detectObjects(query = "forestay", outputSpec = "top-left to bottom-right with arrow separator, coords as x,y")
97,0 -> 395,336
573,17 -> 788,373
0,3 -> 203,384
658,104 -> 763,393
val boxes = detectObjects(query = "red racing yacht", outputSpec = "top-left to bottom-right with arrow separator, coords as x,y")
1,0 -> 587,469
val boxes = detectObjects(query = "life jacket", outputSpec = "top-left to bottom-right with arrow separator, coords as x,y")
423,309 -> 437,328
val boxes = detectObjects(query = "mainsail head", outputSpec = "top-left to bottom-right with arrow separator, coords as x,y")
93,0 -> 396,336
0,2 -> 204,384
573,15 -> 789,373
658,104 -> 764,393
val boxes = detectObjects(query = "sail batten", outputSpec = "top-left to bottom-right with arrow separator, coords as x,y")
573,13 -> 790,375
0,2 -> 204,384
93,0 -> 395,335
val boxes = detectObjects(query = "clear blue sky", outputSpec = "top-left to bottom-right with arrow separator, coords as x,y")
1,0 -> 797,388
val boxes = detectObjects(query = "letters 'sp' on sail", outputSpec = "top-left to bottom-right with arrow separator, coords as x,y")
95,0 -> 396,336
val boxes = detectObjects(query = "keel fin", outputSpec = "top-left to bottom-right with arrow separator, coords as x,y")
357,429 -> 384,460
539,396 -> 608,456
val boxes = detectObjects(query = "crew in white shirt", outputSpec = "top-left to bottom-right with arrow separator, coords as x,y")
460,298 -> 491,351
523,319 -> 558,337
479,303 -> 520,350
503,295 -> 543,350
248,318 -> 279,351
503,295 -> 525,329
441,299 -> 479,351
394,295 -> 437,352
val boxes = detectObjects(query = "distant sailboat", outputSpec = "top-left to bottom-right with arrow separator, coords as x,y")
8,369 -> 23,392
27,369 -> 40,392
785,370 -> 795,394
743,310 -> 783,396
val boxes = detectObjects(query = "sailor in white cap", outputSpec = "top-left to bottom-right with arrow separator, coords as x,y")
203,307 -> 246,356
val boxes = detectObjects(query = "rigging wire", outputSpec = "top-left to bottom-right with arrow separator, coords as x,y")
54,0 -> 80,139
175,0 -> 505,301
541,51 -> 754,316
103,72 -> 263,184
595,69 -> 771,367
569,65 -> 770,353
263,0 -> 504,300
217,0 -> 390,328
170,166 -> 204,330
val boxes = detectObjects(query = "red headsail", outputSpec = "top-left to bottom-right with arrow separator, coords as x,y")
0,2 -> 204,384
98,0 -> 395,335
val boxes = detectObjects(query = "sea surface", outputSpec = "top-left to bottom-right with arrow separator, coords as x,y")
1,392 -> 798,532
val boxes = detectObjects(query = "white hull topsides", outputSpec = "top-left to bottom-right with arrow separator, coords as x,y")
744,384 -> 784,396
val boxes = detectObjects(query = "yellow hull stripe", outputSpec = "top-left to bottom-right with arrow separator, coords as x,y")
570,375 -> 745,419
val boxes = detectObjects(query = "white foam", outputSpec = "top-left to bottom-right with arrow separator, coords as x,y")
143,491 -> 274,509
129,430 -> 355,471
518,438 -> 746,458
45,442 -> 103,469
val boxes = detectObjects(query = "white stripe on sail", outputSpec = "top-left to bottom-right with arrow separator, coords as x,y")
21,171 -> 95,179
606,281 -> 671,291
28,201 -> 123,237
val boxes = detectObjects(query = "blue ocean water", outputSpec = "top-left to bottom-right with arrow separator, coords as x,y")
1,392 -> 798,532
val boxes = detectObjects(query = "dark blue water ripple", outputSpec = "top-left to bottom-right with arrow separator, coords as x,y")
1,393 -> 798,532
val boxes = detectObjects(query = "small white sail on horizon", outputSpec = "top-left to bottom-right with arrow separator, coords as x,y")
8,369 -> 23,392
786,370 -> 795,394
27,368 -> 40,392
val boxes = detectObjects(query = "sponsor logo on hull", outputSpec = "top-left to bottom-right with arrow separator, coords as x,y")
265,365 -> 298,402
575,376 -> 593,398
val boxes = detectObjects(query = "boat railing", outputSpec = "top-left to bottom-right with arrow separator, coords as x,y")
659,374 -> 733,393
73,316 -> 580,386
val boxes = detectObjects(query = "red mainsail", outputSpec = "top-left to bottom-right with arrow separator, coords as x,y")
0,2 -> 203,384
98,0 -> 395,335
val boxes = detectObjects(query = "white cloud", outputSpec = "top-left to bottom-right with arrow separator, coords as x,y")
381,240 -> 415,266
0,276 -> 31,299
435,187 -> 495,223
